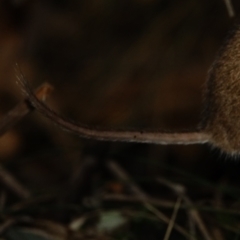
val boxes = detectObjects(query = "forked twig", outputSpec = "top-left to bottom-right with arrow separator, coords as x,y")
0,82 -> 53,136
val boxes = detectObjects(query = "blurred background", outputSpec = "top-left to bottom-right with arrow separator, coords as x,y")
1,0 -> 240,239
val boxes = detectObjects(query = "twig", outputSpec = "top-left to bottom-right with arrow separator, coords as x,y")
0,82 -> 53,200
107,160 -> 196,240
157,177 -> 214,240
0,82 -> 53,136
223,0 -> 235,17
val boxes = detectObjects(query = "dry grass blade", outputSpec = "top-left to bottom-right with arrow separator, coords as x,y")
223,0 -> 235,17
103,193 -> 177,208
0,166 -> 30,200
107,160 -> 196,240
157,177 -> 214,240
163,197 -> 182,240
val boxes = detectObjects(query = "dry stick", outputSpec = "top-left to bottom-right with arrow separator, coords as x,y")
15,64 -> 209,145
0,83 -> 53,200
107,160 -> 196,240
157,177 -> 214,240
223,0 -> 235,17
0,82 -> 53,136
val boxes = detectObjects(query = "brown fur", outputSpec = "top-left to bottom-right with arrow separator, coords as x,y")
202,26 -> 240,154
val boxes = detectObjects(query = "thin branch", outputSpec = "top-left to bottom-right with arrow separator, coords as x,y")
0,82 -> 53,136
15,64 -> 210,145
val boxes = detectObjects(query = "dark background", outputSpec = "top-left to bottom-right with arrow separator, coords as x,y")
1,0 -> 240,239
